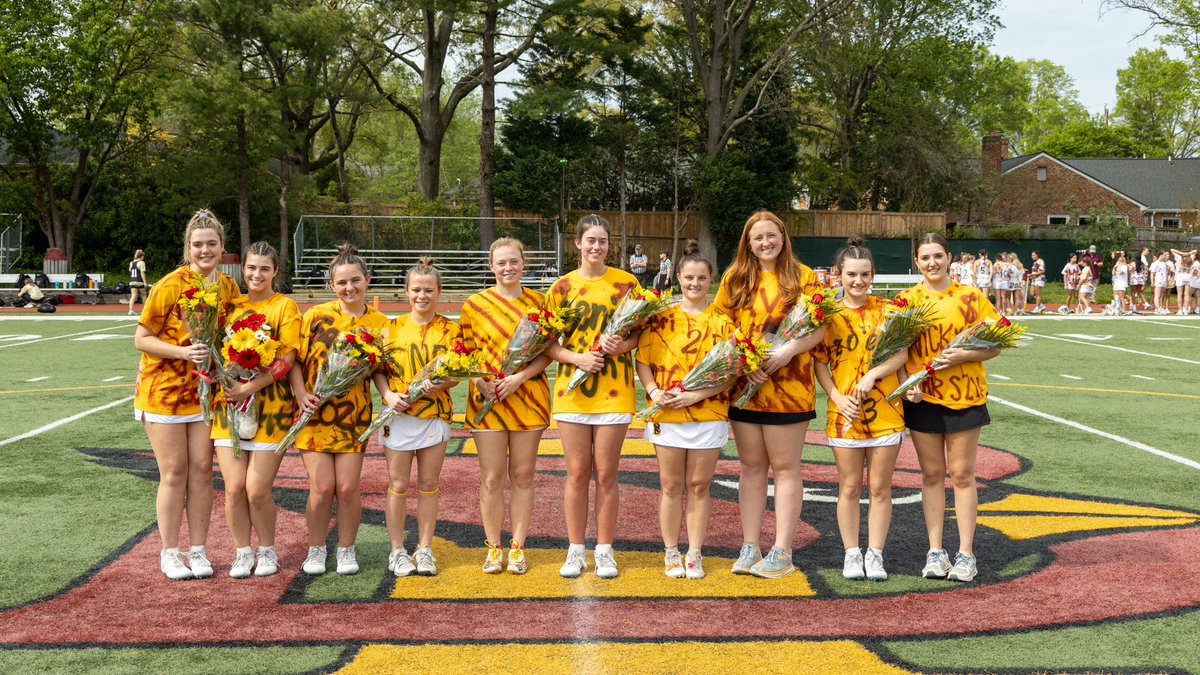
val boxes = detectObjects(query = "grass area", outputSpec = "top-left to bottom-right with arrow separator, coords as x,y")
0,647 -> 344,674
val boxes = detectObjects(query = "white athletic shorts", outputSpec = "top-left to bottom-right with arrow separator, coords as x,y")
379,414 -> 450,451
213,439 -> 280,452
1112,282 -> 1128,292
134,409 -> 205,424
1032,279 -> 1045,288
553,412 -> 633,426
644,420 -> 730,450
828,432 -> 905,448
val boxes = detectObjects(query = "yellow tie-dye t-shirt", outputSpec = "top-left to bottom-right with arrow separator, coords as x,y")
812,295 -> 906,439
635,304 -> 736,423
385,314 -> 462,423
294,301 -> 390,453
896,281 -> 1000,410
134,265 -> 241,416
210,293 -> 302,445
713,265 -> 823,413
545,267 -> 640,415
460,287 -> 551,430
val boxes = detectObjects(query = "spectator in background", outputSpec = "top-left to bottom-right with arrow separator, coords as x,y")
1028,251 -> 1045,313
654,250 -> 673,293
1081,245 -> 1103,284
629,244 -> 649,287
128,249 -> 148,316
18,277 -> 45,307
1061,253 -> 1081,314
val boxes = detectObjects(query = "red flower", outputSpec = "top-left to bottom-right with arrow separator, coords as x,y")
997,316 -> 1011,328
367,353 -> 377,366
812,294 -> 825,304
813,309 -> 825,322
891,297 -> 908,308
182,287 -> 197,299
359,330 -> 375,344
234,349 -> 261,370
651,289 -> 662,298
344,333 -> 358,345
738,355 -> 747,367
922,362 -> 935,376
452,341 -> 469,355
528,312 -> 540,322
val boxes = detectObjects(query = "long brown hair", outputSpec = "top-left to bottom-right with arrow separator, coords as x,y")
721,210 -> 803,310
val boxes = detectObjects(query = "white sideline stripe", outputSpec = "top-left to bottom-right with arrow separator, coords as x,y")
1147,337 -> 1190,341
989,374 -> 1011,380
25,376 -> 50,382
1026,332 -> 1200,365
0,323 -> 137,350
1132,374 -> 1155,381
0,396 -> 134,448
102,376 -> 124,382
990,395 -> 1200,472
1140,319 -> 1200,331
1060,374 -> 1082,380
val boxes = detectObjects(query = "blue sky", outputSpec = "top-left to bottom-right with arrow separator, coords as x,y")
992,0 -> 1174,114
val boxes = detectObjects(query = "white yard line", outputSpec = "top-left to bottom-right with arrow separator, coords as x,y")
989,374 -> 1011,380
1026,332 -> 1200,365
102,376 -> 125,382
0,396 -> 134,448
1060,374 -> 1082,380
25,376 -> 50,382
1132,374 -> 1155,381
1140,319 -> 1200,331
0,323 -> 137,350
990,395 -> 1200,472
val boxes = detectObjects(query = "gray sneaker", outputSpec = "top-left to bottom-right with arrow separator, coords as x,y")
864,549 -> 887,581
415,547 -> 437,576
947,551 -> 977,582
390,547 -> 415,577
730,543 -> 762,575
921,549 -> 951,578
842,548 -> 865,580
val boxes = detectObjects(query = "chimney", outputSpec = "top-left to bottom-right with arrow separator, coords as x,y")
982,131 -> 1008,176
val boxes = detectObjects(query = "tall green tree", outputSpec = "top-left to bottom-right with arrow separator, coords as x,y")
1034,118 -> 1151,158
1016,58 -> 1089,153
0,0 -> 172,266
1115,47 -> 1200,157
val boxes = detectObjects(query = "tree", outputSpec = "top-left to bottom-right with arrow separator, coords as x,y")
1115,47 -> 1200,157
1016,59 -> 1089,152
0,0 -> 172,266
1034,118 -> 1151,158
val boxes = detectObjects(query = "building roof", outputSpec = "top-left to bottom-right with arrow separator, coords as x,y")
1002,153 -> 1200,211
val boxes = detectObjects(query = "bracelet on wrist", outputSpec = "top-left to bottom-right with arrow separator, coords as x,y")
647,387 -> 661,398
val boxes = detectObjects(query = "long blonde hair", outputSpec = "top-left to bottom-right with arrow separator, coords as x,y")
181,209 -> 226,264
721,210 -> 803,311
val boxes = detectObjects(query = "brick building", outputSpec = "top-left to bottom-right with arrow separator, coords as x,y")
955,132 -> 1200,232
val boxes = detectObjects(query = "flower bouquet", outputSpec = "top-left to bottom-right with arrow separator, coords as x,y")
276,328 -> 393,454
563,286 -> 678,395
838,297 -> 937,433
637,330 -> 770,420
885,317 -> 1028,403
359,341 -> 490,443
177,272 -> 225,424
733,292 -> 842,408
473,304 -> 583,424
218,312 -> 282,456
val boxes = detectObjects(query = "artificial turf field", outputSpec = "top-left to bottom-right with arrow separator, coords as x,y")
1,311 -> 1199,674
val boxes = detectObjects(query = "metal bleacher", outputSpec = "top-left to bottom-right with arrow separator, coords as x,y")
290,215 -> 561,292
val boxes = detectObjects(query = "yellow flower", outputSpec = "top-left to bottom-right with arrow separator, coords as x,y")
259,340 -> 279,367
228,328 -> 259,354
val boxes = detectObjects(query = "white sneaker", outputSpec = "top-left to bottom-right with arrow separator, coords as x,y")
302,546 -> 327,575
922,549 -> 952,578
865,549 -> 887,581
336,546 -> 358,575
391,548 -> 415,577
594,548 -> 619,579
947,551 -> 978,582
229,548 -> 254,579
160,549 -> 193,581
188,548 -> 213,578
415,547 -> 437,576
664,548 -> 684,579
559,547 -> 587,578
684,550 -> 705,580
254,547 -> 278,577
842,548 -> 865,580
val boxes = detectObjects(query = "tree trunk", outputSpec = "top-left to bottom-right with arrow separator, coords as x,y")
417,9 -> 450,201
278,157 -> 291,274
478,1 -> 497,247
237,110 -> 252,255
328,103 -> 351,203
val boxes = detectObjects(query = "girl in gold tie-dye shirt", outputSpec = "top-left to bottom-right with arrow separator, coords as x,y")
712,210 -> 825,581
898,232 -> 1002,585
290,244 -> 389,578
460,238 -> 553,575
544,215 -> 639,580
133,210 -> 240,581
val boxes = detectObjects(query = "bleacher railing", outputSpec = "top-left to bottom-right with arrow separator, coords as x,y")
0,213 -> 22,274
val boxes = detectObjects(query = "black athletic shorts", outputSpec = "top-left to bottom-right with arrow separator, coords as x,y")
728,407 -> 817,426
903,400 -> 990,434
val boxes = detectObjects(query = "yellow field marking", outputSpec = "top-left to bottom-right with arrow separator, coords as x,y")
388,537 -> 813,601
979,494 -> 1197,519
460,437 -> 657,457
977,515 -> 1197,541
0,383 -> 132,396
341,640 -> 909,674
990,382 -> 1200,400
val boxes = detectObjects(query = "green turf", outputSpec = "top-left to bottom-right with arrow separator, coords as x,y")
997,552 -> 1041,579
0,646 -> 344,674
885,608 -> 1200,673
817,569 -> 956,597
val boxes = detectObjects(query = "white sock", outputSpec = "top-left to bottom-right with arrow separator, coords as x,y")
568,543 -> 585,554
595,543 -> 614,555
258,545 -> 275,554
687,548 -> 701,557
846,547 -> 860,555
189,545 -> 206,555
869,547 -> 883,557
664,546 -> 679,554
236,546 -> 252,556
163,547 -> 179,556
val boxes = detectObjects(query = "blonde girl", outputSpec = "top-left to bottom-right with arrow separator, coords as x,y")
371,259 -> 460,577
133,210 -> 240,580
1110,251 -> 1130,315
899,233 -> 1001,583
1077,262 -> 1096,314
714,210 -> 826,579
291,244 -> 390,576
211,241 -> 301,578
813,237 -> 909,582
461,239 -> 553,575
544,215 -> 640,579
636,254 -> 735,580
